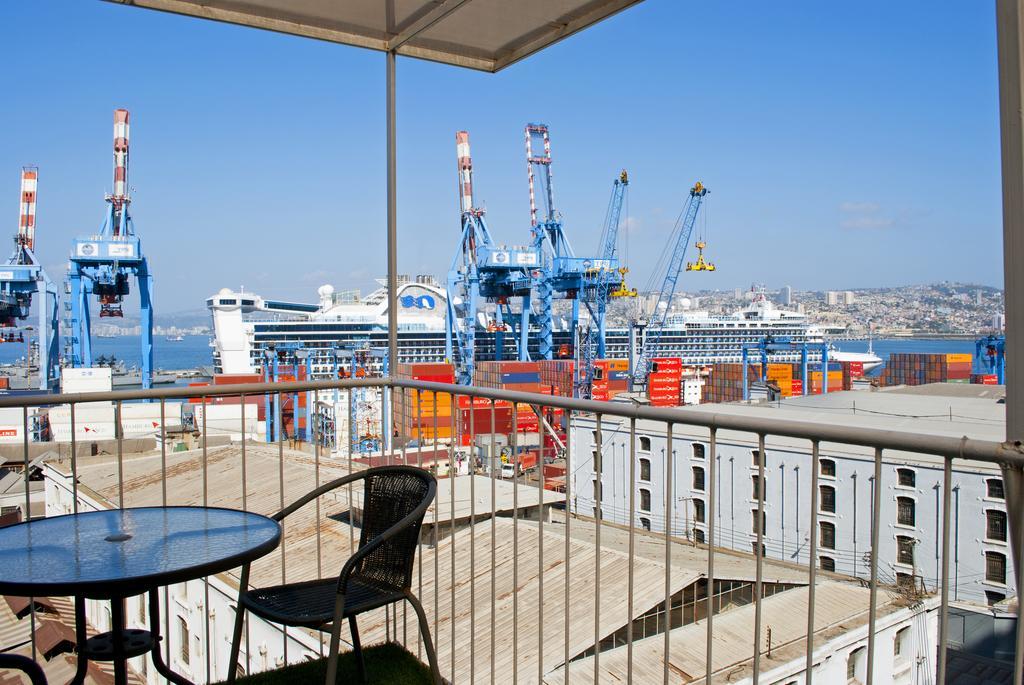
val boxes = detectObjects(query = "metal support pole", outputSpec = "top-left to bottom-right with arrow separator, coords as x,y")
386,49 -> 399,374
997,3 -> 1024,683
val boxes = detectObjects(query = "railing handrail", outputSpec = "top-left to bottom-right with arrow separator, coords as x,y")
0,376 -> 1015,466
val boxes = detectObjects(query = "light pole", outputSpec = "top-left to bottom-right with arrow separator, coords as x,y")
23,326 -> 34,383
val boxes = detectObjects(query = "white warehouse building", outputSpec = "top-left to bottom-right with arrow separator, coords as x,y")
569,383 -> 1014,608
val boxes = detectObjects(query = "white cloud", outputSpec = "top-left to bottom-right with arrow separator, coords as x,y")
840,216 -> 895,230
623,216 -> 641,234
839,201 -> 881,213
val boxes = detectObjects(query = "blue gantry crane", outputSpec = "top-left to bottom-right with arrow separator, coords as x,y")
632,181 -> 709,385
67,110 -> 155,388
0,167 -> 59,390
740,335 -> 830,400
446,131 -> 539,385
575,170 -> 635,397
975,335 -> 1006,384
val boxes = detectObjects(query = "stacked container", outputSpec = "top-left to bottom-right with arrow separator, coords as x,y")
474,361 -> 542,392
648,357 -> 682,406
703,363 -> 761,403
393,362 -> 456,442
808,362 -> 843,394
881,353 -> 973,386
538,359 -> 574,397
593,359 -> 629,401
971,374 -> 999,385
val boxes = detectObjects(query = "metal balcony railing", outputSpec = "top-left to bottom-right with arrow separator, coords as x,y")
0,377 -> 1017,684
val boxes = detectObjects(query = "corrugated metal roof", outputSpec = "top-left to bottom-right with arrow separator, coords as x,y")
551,581 -> 909,684
102,0 -> 644,72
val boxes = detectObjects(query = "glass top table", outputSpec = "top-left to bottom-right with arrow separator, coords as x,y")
0,506 -> 281,599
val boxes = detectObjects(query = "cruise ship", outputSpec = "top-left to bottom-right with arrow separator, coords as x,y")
207,277 -> 881,375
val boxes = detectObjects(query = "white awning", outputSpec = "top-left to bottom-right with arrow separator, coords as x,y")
104,0 -> 644,72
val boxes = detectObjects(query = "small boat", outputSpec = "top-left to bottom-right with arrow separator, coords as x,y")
166,335 -> 185,342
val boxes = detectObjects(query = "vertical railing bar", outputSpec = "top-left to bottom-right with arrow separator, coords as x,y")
400,381 -> 408,648
865,446 -> 883,685
348,387 -> 355,556
415,388 -> 423,659
203,396 -> 209,505
490,399 -> 497,685
537,404 -> 546,685
595,413 -> 603,685
626,418 -> 636,684
752,433 -> 766,683
160,400 -> 169,669
563,407 -> 572,685
468,393 -> 476,684
313,397 -> 322,581
70,401 -> 79,514
449,391 -> 457,684
805,439 -> 821,685
116,399 -> 124,508
203,394 -> 212,685
276,390 -> 288,666
512,401 -> 519,685
705,427 -> 718,685
432,392 -> 440,654
238,393 -> 246,510
662,422 -> 674,685
937,453 -> 954,684
22,406 -> 36,663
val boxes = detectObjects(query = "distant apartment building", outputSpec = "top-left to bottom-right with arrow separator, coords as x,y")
826,290 -> 856,306
570,385 -> 1013,607
993,313 -> 1006,330
780,285 -> 792,306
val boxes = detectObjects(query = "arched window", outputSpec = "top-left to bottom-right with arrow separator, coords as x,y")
897,468 -> 916,487
820,458 -> 836,477
987,478 -> 1005,499
896,536 -> 915,565
694,528 -> 705,544
752,509 -> 766,535
847,646 -> 866,681
694,498 -> 706,523
820,556 -> 835,572
819,485 -> 836,513
639,488 -> 652,512
894,626 -> 911,660
752,449 -> 765,467
639,457 -> 651,482
639,436 -> 651,452
692,443 -> 705,459
752,475 -> 766,501
987,510 -> 1007,542
819,522 -> 836,549
986,551 -> 1007,584
692,466 -> 705,492
897,497 -> 915,526
639,517 -> 651,531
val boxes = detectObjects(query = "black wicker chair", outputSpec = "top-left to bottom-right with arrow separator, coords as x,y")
226,465 -> 440,685
0,653 -> 47,685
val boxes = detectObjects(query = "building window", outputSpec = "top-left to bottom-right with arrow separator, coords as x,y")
897,468 -> 916,487
987,510 -> 1007,542
692,443 -> 705,459
752,509 -> 766,535
694,528 -> 705,543
896,572 -> 915,590
751,475 -> 766,501
751,542 -> 766,557
639,458 -> 651,482
820,556 -> 835,572
820,458 -> 836,478
752,449 -> 765,467
897,497 -> 915,526
987,478 -> 1005,500
639,517 -> 651,531
986,590 -> 1006,606
847,647 -> 866,681
178,616 -> 190,665
820,522 -> 836,549
639,436 -> 651,452
896,536 -> 915,566
692,466 -> 705,492
640,488 -> 652,512
694,498 -> 706,523
819,485 -> 836,513
986,551 -> 1007,584
591,430 -> 599,444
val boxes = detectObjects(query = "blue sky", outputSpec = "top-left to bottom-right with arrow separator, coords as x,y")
0,1 -> 1004,312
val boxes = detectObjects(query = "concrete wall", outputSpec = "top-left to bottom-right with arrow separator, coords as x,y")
570,416 -> 1014,606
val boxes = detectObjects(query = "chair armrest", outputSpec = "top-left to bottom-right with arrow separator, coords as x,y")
271,471 -> 369,522
336,478 -> 436,593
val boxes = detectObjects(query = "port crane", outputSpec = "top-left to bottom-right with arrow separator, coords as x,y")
632,181 -> 709,385
575,170 -> 635,398
0,168 -> 59,390
975,335 -> 1006,384
446,131 -> 539,385
67,109 -> 155,388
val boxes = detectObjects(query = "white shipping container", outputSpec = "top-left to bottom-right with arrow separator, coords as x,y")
0,424 -> 25,443
50,422 -> 117,441
47,406 -> 116,424
194,403 -> 259,441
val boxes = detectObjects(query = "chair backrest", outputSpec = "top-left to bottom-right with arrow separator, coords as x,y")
351,467 -> 435,591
